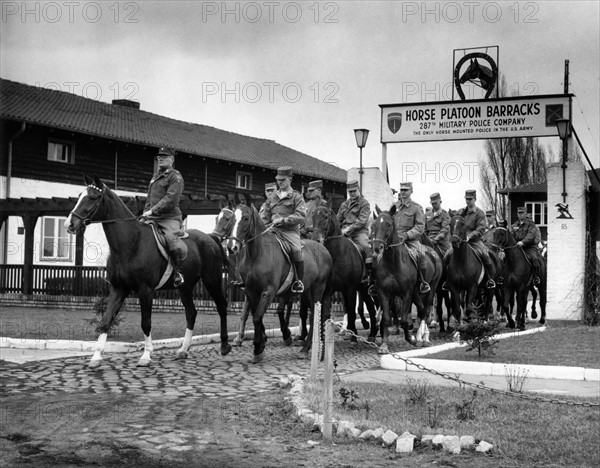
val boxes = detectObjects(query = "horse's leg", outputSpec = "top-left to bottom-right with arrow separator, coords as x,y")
251,290 -> 273,363
361,287 -> 379,342
389,297 -> 400,335
516,287 -> 528,331
203,273 -> 232,356
399,292 -> 417,346
294,298 -> 309,342
89,285 -> 129,368
502,285 -> 516,328
137,287 -> 154,367
344,288 -> 359,345
377,289 -> 392,354
284,297 -> 293,327
530,284 -> 538,320
232,299 -> 250,347
175,285 -> 200,359
356,293 -> 370,330
538,281 -> 547,325
277,297 -> 293,346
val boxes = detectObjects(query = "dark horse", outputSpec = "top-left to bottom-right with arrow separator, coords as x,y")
213,202 -> 294,347
459,58 -> 495,97
65,176 -> 231,368
491,227 -> 547,330
310,205 -> 379,343
446,215 -> 502,324
228,201 -> 332,362
371,206 -> 442,353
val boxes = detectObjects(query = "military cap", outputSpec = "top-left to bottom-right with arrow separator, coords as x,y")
486,210 -> 495,216
399,182 -> 413,190
265,182 -> 277,191
517,207 -> 527,214
276,166 -> 293,177
347,180 -> 359,191
157,147 -> 176,157
307,180 -> 323,191
465,189 -> 476,198
430,192 -> 441,202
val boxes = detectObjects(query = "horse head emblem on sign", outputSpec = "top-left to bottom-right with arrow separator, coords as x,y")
454,52 -> 498,100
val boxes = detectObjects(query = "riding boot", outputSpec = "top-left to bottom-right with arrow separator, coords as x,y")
531,255 -> 541,286
292,260 -> 305,294
481,252 -> 496,289
170,249 -> 185,288
417,253 -> 431,294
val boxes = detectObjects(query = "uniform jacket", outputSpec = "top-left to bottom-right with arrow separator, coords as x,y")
512,218 -> 538,246
260,189 -> 306,232
460,206 -> 486,241
144,168 -> 183,220
393,198 -> 425,241
425,208 -> 451,249
336,196 -> 370,235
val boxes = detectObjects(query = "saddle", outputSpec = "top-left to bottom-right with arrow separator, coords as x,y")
270,230 -> 301,295
146,222 -> 189,290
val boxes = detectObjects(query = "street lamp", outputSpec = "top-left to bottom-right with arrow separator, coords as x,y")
353,128 -> 369,196
555,118 -> 570,203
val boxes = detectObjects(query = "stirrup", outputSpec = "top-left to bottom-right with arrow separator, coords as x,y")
174,272 -> 185,288
533,276 -> 541,286
291,280 -> 304,293
419,282 -> 431,294
367,283 -> 378,296
486,278 -> 496,289
441,281 -> 450,291
231,280 -> 245,288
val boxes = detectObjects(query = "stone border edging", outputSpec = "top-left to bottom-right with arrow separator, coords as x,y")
283,374 -> 494,454
380,326 -> 600,382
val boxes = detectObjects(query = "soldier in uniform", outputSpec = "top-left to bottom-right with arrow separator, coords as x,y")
513,207 -> 542,285
392,182 -> 430,294
460,189 -> 496,289
302,179 -> 327,238
336,180 -> 373,285
425,192 -> 451,257
260,166 -> 307,293
258,182 -> 277,219
141,147 -> 186,287
485,210 -> 498,231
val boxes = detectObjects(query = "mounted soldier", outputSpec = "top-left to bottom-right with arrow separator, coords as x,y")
141,147 -> 186,288
512,207 -> 542,285
260,166 -> 307,293
485,210 -> 498,231
458,189 -> 496,289
336,180 -> 373,286
302,179 -> 327,238
258,182 -> 277,219
425,192 -> 451,257
392,182 -> 430,294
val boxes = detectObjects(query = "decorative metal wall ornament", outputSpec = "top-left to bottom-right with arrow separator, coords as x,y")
555,203 -> 574,219
454,51 -> 498,101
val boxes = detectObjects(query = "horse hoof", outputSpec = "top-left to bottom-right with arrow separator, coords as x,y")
293,335 -> 305,341
377,344 -> 389,355
367,336 -> 376,343
422,341 -> 432,348
283,337 -> 293,347
175,351 -> 188,360
519,324 -> 526,331
506,322 -> 516,329
88,359 -> 102,369
416,340 -> 423,348
251,352 -> 264,364
361,320 -> 370,330
136,358 -> 151,367
410,338 -> 417,347
539,318 -> 545,325
221,344 -> 232,356
390,327 -> 400,336
232,338 -> 243,347
531,311 -> 538,319
293,339 -> 306,347
297,351 -> 309,360
429,321 -> 438,329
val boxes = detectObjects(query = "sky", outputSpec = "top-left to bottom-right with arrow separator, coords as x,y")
2,0 -> 599,210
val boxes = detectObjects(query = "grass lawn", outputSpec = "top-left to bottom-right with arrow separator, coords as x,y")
302,379 -> 600,467
424,320 -> 600,369
0,306 -> 292,342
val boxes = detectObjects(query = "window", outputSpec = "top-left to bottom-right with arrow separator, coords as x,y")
236,171 -> 252,190
47,139 -> 75,163
41,217 -> 72,261
524,202 -> 548,226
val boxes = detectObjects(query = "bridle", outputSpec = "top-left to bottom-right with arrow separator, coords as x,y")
370,214 -> 403,251
225,206 -> 273,246
487,226 -> 520,253
69,185 -> 140,227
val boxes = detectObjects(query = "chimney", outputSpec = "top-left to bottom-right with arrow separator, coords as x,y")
112,99 -> 140,110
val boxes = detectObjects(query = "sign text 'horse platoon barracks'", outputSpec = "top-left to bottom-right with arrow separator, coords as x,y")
380,94 -> 572,143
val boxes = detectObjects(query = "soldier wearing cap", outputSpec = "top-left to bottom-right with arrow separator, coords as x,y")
336,180 -> 373,285
302,179 -> 327,238
142,147 -> 186,287
485,210 -> 498,231
260,166 -> 307,293
425,192 -> 451,257
457,189 -> 496,289
512,207 -> 542,285
258,182 -> 277,219
392,182 -> 430,293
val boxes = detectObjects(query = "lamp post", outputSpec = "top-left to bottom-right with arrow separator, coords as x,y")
555,118 -> 570,204
353,128 -> 369,196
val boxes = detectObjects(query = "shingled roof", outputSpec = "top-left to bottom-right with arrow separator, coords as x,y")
0,78 -> 346,182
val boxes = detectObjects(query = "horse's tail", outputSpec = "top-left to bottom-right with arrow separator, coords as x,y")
208,233 -> 235,272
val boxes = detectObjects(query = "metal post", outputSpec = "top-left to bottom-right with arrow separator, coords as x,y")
310,301 -> 322,380
322,319 -> 335,441
359,147 -> 363,196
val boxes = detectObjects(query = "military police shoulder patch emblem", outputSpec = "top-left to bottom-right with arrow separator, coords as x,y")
388,112 -> 402,134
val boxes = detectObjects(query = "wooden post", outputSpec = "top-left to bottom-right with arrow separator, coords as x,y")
310,301 -> 322,380
322,319 -> 335,441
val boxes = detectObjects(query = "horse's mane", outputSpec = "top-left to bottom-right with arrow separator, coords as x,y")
315,205 -> 341,236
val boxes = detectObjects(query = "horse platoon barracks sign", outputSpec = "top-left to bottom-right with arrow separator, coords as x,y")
380,94 -> 572,143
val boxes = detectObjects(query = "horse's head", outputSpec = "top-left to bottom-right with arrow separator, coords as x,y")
370,205 -> 396,255
311,206 -> 337,243
65,175 -> 107,235
459,58 -> 494,90
449,215 -> 467,247
213,200 -> 236,241
491,226 -> 512,249
228,202 -> 263,254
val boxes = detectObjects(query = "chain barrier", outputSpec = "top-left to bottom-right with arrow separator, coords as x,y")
334,326 -> 600,408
